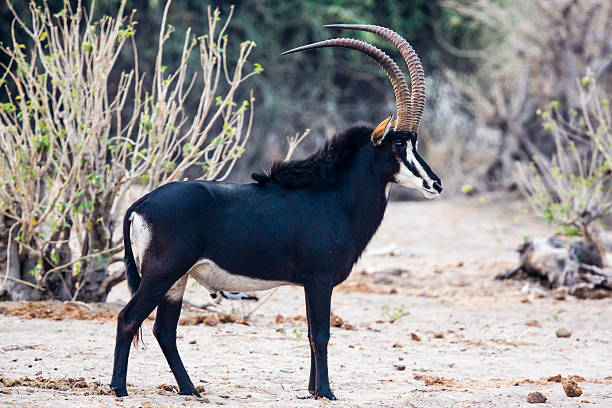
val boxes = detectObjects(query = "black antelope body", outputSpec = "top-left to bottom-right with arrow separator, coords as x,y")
110,24 -> 442,400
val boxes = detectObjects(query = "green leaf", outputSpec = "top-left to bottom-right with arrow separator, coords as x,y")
82,42 -> 93,52
253,62 -> 264,74
460,184 -> 473,194
563,225 -> 581,237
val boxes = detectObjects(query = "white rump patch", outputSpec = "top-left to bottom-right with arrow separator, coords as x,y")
130,212 -> 151,272
188,259 -> 289,293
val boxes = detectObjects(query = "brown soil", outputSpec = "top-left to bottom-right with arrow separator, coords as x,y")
179,312 -> 249,326
413,374 -> 457,387
274,313 -> 307,324
0,376 -> 112,395
1,301 -> 118,321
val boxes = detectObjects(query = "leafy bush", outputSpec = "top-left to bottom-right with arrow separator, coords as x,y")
514,73 -> 611,261
0,0 -> 259,300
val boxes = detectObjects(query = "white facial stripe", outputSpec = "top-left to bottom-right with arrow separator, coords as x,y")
412,155 -> 429,184
395,158 -> 423,188
395,151 -> 438,198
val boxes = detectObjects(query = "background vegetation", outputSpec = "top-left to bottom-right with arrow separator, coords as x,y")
0,0 -> 610,301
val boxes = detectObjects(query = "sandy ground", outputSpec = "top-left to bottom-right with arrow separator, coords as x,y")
1,193 -> 611,407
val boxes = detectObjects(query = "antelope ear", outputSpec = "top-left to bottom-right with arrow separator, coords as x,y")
371,115 -> 393,145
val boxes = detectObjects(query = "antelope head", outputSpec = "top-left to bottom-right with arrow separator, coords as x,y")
283,24 -> 442,198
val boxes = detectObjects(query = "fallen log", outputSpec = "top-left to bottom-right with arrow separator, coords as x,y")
497,236 -> 612,299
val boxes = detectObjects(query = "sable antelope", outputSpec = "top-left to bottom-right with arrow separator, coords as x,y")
110,24 -> 441,400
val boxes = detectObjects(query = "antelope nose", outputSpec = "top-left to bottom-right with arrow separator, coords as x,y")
433,181 -> 442,193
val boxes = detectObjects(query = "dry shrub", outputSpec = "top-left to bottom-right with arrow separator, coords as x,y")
514,74 -> 611,264
436,0 -> 612,191
0,0 -> 261,300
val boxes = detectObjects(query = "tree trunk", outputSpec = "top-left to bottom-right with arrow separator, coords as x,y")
0,216 -> 41,301
41,219 -> 73,301
76,196 -> 113,302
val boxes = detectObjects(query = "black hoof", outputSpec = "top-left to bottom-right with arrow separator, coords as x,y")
315,391 -> 337,400
109,385 -> 128,397
179,389 -> 201,398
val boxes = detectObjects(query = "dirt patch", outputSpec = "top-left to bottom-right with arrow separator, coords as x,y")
413,373 -> 456,387
0,376 -> 112,395
2,302 -> 116,321
335,282 -> 389,294
274,313 -> 354,330
179,313 -> 249,326
274,314 -> 307,324
525,320 -> 541,327
155,383 -> 206,395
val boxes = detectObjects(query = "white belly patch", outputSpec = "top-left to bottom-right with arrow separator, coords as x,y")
188,259 -> 289,293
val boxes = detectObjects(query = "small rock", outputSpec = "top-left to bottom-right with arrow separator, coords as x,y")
410,332 -> 421,342
330,314 -> 344,328
157,384 -> 178,393
392,343 -> 403,348
373,277 -> 394,285
526,392 -> 547,403
189,340 -> 196,345
555,328 -> 572,338
389,288 -> 398,294
562,379 -> 582,397
554,286 -> 569,300
546,374 -> 562,383
567,374 -> 585,382
525,320 -> 541,327
393,364 -> 406,371
342,323 -> 354,330
433,332 -> 444,339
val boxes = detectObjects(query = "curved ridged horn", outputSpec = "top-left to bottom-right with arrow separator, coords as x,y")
282,38 -> 413,132
326,24 -> 425,132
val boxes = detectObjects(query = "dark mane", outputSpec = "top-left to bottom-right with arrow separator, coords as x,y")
251,125 -> 373,189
